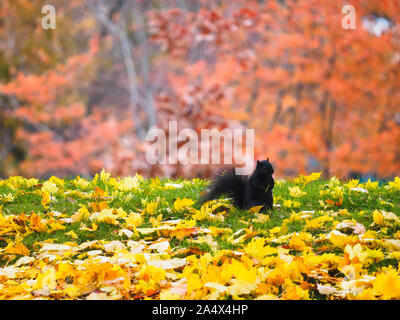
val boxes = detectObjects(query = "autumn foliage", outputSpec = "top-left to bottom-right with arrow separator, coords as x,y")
1,172 -> 400,299
1,0 -> 400,179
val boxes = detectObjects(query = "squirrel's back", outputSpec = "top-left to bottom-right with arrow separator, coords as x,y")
200,168 -> 247,208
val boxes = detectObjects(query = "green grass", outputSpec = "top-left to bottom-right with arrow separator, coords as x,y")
2,174 -> 400,300
1,175 -> 400,260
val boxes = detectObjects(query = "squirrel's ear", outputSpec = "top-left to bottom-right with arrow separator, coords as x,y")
267,157 -> 270,162
257,160 -> 260,166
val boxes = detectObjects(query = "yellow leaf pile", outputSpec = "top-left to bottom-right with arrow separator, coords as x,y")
0,172 -> 400,300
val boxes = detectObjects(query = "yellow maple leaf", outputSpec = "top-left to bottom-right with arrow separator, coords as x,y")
329,233 -> 358,249
149,214 -> 163,227
47,221 -> 66,233
65,230 -> 78,239
125,212 -> 143,229
383,239 -> 400,252
71,205 -> 90,222
41,181 -> 58,195
98,201 -> 109,211
29,212 -> 47,232
171,227 -> 200,241
283,199 -> 301,208
252,213 -> 270,224
372,267 -> 400,299
365,179 -> 379,190
184,273 -> 202,298
34,267 -> 57,291
289,234 -> 307,251
192,205 -> 211,221
116,175 -> 141,191
41,191 -> 51,208
174,198 -> 195,211
344,244 -> 363,261
227,279 -> 257,296
90,208 -> 120,225
269,226 -> 282,235
373,210 -> 386,227
139,265 -> 167,283
142,201 -> 158,215
57,262 -> 76,279
247,205 -> 264,214
282,283 -> 310,300
293,172 -> 321,185
4,241 -> 29,256
289,186 -> 307,198
305,218 -> 323,230
73,176 -> 91,189
244,238 -> 277,259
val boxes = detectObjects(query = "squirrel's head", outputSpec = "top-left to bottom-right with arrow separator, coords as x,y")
256,159 -> 274,176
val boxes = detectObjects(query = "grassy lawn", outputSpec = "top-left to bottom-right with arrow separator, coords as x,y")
1,171 -> 400,299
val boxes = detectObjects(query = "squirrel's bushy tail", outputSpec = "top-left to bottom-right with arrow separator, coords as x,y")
200,168 -> 247,209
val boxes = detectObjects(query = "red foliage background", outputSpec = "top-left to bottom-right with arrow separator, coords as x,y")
1,0 -> 400,179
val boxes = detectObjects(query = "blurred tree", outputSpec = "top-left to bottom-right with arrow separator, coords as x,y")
148,0 -> 400,178
86,0 -> 157,140
0,1 -> 135,177
1,0 -> 400,179
0,94 -> 25,178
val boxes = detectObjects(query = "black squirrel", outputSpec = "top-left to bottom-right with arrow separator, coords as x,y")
200,159 -> 275,211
